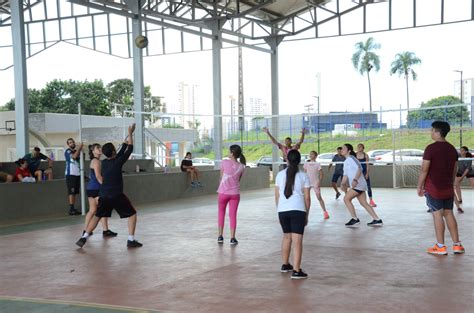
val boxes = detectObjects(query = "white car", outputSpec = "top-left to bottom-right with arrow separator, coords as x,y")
374,149 -> 424,165
366,149 -> 392,164
316,153 -> 335,165
192,157 -> 215,166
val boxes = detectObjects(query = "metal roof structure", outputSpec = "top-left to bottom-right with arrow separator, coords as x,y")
2,0 -> 473,65
2,0 -> 474,162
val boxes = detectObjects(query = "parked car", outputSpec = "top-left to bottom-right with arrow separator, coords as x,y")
316,153 -> 335,165
193,157 -> 215,166
366,149 -> 392,164
374,149 -> 424,165
256,156 -> 283,171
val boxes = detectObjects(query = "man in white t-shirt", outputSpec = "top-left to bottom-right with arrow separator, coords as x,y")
65,138 -> 83,216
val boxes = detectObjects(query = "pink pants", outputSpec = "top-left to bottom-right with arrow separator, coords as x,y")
218,193 -> 240,229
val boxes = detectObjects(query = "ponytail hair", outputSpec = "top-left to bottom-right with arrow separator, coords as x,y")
344,143 -> 357,157
89,143 -> 101,160
230,144 -> 246,165
284,150 -> 301,199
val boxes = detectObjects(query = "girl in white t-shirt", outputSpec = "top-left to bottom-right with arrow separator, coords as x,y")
275,150 -> 310,279
341,143 -> 382,227
303,151 -> 329,219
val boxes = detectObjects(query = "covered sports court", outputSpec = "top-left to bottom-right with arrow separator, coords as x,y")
1,188 -> 473,312
1,1 -> 473,312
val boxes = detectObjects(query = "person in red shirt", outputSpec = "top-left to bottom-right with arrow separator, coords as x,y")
417,121 -> 464,255
15,159 -> 34,182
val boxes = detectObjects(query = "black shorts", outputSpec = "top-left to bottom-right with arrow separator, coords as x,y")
425,193 -> 453,212
66,175 -> 80,195
96,194 -> 137,218
352,189 -> 364,194
279,211 -> 306,235
332,173 -> 343,183
458,173 -> 474,178
87,189 -> 100,198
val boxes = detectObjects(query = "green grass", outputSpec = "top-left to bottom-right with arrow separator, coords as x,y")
196,129 -> 474,162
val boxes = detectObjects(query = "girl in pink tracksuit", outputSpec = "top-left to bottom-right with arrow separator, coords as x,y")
217,145 -> 246,245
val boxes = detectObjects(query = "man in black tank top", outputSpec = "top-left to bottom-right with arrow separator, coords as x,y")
76,124 -> 143,248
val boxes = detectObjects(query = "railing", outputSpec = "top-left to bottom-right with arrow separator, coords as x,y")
144,128 -> 169,167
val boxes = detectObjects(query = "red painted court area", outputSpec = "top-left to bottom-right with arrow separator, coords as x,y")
1,188 -> 473,313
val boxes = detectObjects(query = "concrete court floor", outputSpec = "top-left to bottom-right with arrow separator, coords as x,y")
0,187 -> 472,313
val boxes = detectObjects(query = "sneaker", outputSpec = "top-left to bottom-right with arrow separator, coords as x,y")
457,207 -> 464,214
336,192 -> 341,200
217,236 -> 224,244
367,219 -> 383,227
190,182 -> 196,188
280,264 -> 294,273
369,199 -> 377,207
453,245 -> 465,254
82,230 -> 93,236
197,181 -> 203,187
230,238 -> 239,245
426,244 -> 448,255
75,237 -> 87,248
345,218 -> 360,227
291,270 -> 308,279
69,209 -> 81,216
103,229 -> 118,237
127,240 -> 143,248
323,211 -> 330,219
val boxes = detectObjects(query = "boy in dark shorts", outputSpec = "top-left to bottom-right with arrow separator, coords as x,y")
328,147 -> 345,199
417,121 -> 464,255
76,123 -> 142,248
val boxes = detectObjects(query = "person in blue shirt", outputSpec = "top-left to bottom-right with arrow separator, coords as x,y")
23,147 -> 54,181
65,138 -> 83,215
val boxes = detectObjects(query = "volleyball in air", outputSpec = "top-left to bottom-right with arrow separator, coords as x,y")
135,35 -> 148,49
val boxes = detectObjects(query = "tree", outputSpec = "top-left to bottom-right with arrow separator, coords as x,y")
407,95 -> 469,128
352,37 -> 381,129
2,79 -> 110,115
390,51 -> 421,112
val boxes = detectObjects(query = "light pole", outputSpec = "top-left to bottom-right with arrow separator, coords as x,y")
313,96 -> 320,153
454,70 -> 463,146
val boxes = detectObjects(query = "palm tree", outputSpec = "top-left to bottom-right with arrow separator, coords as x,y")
390,51 -> 421,112
352,37 -> 381,129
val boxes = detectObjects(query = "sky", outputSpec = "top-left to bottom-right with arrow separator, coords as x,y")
0,1 -> 473,129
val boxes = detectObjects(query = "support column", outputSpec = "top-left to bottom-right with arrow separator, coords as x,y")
211,19 -> 224,162
126,0 -> 145,158
11,0 -> 29,157
266,36 -> 284,174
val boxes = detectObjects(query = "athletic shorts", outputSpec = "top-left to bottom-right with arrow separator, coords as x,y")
86,189 -> 99,198
279,210 -> 306,235
352,189 -> 364,194
66,175 -> 80,195
96,194 -> 137,218
331,173 -> 343,183
457,173 -> 474,178
425,193 -> 453,213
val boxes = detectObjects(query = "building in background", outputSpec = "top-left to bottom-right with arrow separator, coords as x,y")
454,78 -> 474,104
171,82 -> 199,129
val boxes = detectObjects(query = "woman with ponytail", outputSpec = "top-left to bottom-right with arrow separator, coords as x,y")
275,150 -> 310,279
84,144 -> 117,237
340,143 -> 382,227
216,145 -> 246,245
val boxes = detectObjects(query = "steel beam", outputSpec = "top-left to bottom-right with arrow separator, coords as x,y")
11,0 -> 29,158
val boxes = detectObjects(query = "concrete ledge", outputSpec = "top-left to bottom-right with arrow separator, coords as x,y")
0,167 -> 269,222
0,159 -> 156,180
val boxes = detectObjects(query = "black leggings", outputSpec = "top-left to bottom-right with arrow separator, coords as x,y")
363,169 -> 373,198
